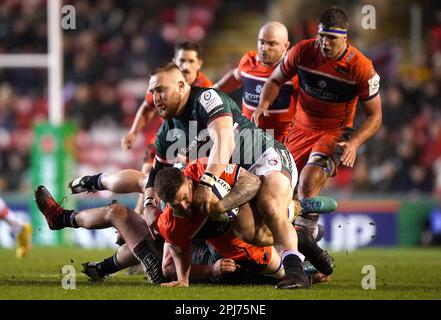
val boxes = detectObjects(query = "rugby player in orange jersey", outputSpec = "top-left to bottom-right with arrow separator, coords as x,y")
120,41 -> 212,215
213,21 -> 295,142
154,161 -> 331,287
254,8 -> 382,275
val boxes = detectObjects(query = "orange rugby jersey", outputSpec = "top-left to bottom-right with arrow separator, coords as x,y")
157,160 -> 243,253
237,51 -> 295,123
157,160 -> 272,265
142,71 -> 213,146
280,38 -> 380,130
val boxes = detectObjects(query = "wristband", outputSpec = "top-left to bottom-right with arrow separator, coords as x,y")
200,171 -> 217,187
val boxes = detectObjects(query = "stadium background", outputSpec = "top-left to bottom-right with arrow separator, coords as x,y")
0,0 -> 440,254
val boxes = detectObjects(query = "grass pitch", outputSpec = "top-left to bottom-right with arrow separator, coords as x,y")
0,247 -> 440,300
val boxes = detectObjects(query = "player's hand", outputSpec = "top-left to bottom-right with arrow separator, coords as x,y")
211,258 -> 238,280
209,197 -> 225,216
311,272 -> 332,284
161,280 -> 189,287
336,140 -> 358,167
121,132 -> 137,150
192,185 -> 212,216
143,205 -> 162,240
251,106 -> 269,124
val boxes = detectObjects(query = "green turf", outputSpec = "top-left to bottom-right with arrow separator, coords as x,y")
0,247 -> 440,300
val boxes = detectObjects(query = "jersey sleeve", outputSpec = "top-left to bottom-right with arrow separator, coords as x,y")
218,164 -> 241,187
196,89 -> 233,126
144,91 -> 154,108
356,59 -> 380,101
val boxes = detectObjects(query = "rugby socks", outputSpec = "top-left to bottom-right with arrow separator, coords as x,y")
133,237 -> 165,284
61,210 -> 79,228
96,253 -> 122,277
282,249 -> 305,262
86,173 -> 105,191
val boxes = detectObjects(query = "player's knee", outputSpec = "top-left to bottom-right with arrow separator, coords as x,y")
108,204 -> 130,223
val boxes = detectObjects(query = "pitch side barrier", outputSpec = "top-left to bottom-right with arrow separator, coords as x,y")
0,194 -> 436,249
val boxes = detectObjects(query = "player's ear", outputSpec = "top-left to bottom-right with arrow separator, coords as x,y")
285,41 -> 290,50
177,80 -> 185,92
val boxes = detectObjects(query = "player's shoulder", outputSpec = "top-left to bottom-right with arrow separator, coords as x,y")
345,45 -> 374,70
287,38 -> 318,62
238,50 -> 257,69
195,71 -> 213,87
196,87 -> 227,111
182,160 -> 207,180
291,38 -> 317,52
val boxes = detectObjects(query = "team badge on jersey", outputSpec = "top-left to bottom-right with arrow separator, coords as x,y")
368,73 -> 380,96
199,89 -> 223,113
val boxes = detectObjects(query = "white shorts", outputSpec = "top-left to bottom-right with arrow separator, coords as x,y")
248,147 -> 298,190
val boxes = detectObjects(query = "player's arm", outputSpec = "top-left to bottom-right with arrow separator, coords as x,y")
161,243 -> 192,287
162,243 -> 237,282
121,100 -> 157,150
193,116 -> 235,215
206,116 -> 235,177
212,68 -> 243,93
338,94 -> 382,167
253,65 -> 289,123
211,168 -> 262,216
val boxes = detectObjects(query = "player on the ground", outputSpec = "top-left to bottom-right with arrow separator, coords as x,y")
154,161 -> 332,287
37,160 -> 333,286
254,8 -> 382,275
213,21 -> 296,142
120,41 -> 213,214
0,196 -> 32,258
69,163 -> 335,283
142,63 -> 312,289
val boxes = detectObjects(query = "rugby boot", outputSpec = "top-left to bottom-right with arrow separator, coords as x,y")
82,262 -> 113,283
34,185 -> 73,230
300,196 -> 337,215
275,255 -> 310,289
68,175 -> 100,194
296,225 -> 335,276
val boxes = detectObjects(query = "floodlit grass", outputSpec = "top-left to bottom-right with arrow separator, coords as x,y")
0,247 -> 440,300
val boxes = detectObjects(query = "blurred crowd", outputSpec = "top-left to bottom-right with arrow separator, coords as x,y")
0,0 -> 440,196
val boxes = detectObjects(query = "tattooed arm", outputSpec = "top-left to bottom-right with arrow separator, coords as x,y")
211,168 -> 261,215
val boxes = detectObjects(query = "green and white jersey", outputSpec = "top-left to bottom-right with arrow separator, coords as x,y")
154,86 -> 285,169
